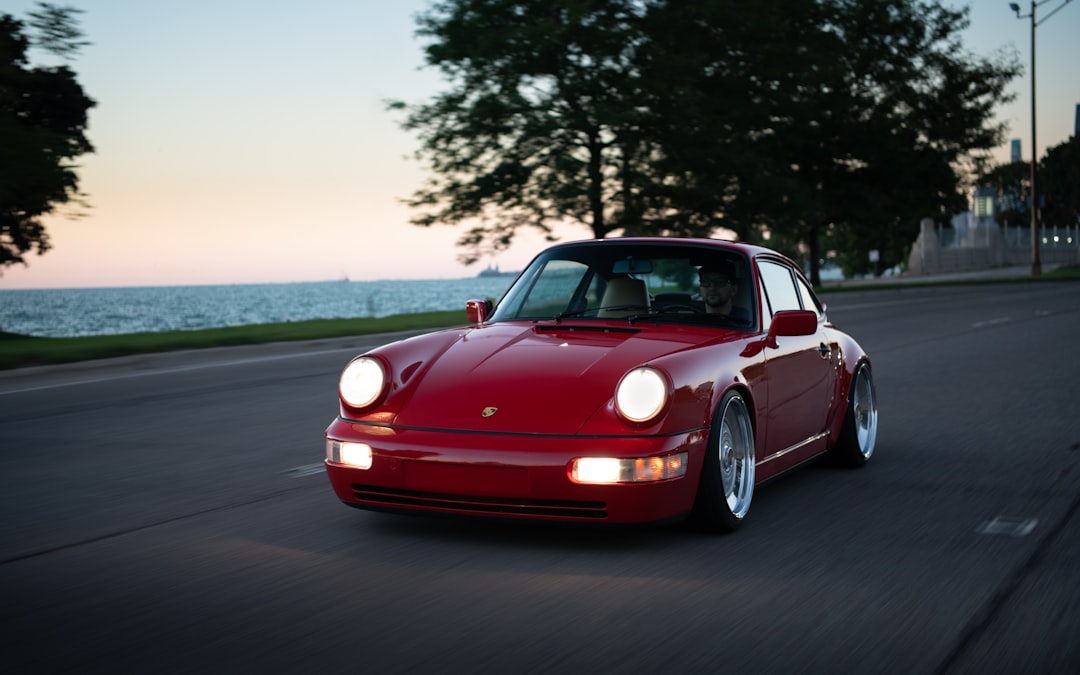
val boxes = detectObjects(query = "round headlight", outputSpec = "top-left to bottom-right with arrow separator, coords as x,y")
339,357 -> 387,409
615,367 -> 669,423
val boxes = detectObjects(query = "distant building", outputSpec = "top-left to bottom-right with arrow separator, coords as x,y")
1011,139 -> 1022,163
973,188 -> 994,220
1075,103 -> 1079,136
950,186 -> 1000,249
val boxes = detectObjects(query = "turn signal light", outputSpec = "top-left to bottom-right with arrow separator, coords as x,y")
570,452 -> 687,484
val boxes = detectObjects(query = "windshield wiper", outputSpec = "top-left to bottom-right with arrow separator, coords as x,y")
600,304 -> 651,314
554,308 -> 590,321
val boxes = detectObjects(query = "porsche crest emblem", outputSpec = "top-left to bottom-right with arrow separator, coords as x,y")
481,406 -> 498,418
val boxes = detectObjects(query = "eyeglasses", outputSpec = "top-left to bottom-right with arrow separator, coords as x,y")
700,277 -> 732,288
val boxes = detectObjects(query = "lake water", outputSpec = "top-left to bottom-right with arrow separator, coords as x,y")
0,277 -> 518,338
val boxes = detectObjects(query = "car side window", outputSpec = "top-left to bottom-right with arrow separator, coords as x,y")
795,275 -> 823,318
758,260 -> 801,318
513,260 -> 595,318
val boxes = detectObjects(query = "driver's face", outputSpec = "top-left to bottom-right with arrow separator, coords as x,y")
700,274 -> 735,303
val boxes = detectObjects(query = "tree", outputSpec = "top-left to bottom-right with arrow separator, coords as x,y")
0,4 -> 94,271
628,0 -> 828,244
396,0 -> 1020,278
27,2 -> 90,61
1039,135 -> 1079,228
979,136 -> 1078,236
717,0 -> 1019,282
391,0 -> 658,265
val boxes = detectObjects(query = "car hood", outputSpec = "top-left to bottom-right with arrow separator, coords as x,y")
385,322 -> 713,435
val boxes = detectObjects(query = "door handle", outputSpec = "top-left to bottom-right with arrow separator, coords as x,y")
817,343 -> 832,358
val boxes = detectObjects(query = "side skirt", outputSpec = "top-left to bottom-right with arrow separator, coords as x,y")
758,432 -> 829,468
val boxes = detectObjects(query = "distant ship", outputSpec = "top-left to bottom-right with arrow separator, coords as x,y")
477,263 -> 519,278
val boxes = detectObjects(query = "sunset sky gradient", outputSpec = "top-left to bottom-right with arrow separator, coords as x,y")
2,0 -> 1077,289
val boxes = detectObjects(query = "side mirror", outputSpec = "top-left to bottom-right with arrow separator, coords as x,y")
466,298 -> 493,324
766,310 -> 817,347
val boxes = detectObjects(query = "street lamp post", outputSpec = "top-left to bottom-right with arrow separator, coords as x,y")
1010,0 -> 1074,276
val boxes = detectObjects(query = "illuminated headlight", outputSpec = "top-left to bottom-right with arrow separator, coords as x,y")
339,356 -> 387,409
570,452 -> 688,484
326,440 -> 373,469
614,367 -> 669,423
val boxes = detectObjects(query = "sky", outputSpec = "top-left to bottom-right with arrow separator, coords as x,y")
2,0 -> 1078,290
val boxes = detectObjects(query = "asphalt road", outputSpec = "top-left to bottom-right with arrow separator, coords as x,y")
2,283 -> 1078,674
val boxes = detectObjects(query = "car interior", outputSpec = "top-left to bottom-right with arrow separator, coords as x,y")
597,277 -> 651,317
493,245 -> 756,327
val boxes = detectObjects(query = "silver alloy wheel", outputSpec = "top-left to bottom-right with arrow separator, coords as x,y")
717,393 -> 755,519
852,365 -> 878,460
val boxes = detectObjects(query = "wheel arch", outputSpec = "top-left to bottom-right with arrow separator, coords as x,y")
691,383 -> 758,532
703,380 -> 762,478
827,353 -> 873,444
718,381 -> 759,438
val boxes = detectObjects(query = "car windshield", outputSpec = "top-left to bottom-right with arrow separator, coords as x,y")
490,242 -> 755,328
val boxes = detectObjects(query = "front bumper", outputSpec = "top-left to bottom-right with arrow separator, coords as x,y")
324,417 -> 708,524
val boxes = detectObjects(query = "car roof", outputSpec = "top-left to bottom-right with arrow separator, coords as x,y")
543,237 -> 792,264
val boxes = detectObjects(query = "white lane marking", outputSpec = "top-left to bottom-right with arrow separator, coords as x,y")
971,317 -> 1012,328
976,516 -> 1038,537
826,297 -> 940,313
282,463 -> 326,478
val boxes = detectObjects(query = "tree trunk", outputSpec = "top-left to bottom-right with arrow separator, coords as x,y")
587,128 -> 606,239
620,142 -> 638,237
806,223 -> 823,287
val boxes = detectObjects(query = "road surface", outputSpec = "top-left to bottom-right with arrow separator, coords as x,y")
2,282 -> 1078,673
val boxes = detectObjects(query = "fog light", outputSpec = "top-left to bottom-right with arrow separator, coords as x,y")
572,457 -> 622,484
570,452 -> 687,484
327,440 -> 373,469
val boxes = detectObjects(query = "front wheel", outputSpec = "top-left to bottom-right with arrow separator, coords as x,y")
692,390 -> 755,532
829,361 -> 878,467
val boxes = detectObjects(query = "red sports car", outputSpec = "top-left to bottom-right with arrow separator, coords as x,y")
324,238 -> 877,531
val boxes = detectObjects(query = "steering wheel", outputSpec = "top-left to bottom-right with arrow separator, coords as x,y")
659,303 -> 704,314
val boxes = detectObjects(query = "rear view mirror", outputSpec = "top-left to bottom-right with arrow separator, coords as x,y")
612,258 -> 653,275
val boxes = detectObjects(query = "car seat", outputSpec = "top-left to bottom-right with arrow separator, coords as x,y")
598,277 -> 650,317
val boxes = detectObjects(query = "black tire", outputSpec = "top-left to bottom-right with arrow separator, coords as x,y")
829,361 -> 878,468
692,390 -> 756,532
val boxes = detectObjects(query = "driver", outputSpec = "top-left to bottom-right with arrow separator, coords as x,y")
698,261 -> 739,317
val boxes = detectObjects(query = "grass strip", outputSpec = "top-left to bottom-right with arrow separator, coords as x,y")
0,310 -> 465,370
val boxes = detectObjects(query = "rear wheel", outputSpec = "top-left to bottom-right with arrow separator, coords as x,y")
829,361 -> 878,467
692,390 -> 755,532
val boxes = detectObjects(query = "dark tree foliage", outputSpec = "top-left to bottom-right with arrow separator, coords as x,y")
646,0 -> 1019,282
1039,135 -> 1080,228
394,0 -> 1021,278
0,5 -> 94,270
28,2 -> 90,61
812,0 -> 1020,280
977,136 -> 1078,234
390,0 -> 653,264
629,0 -> 828,244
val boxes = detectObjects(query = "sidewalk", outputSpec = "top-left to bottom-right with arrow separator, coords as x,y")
824,263 -> 1064,288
